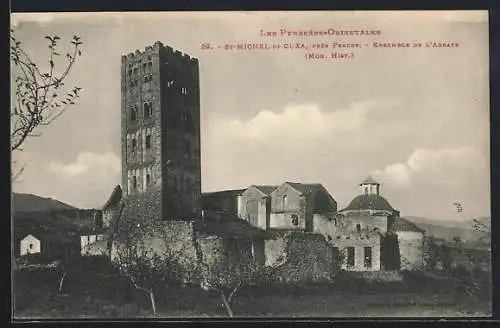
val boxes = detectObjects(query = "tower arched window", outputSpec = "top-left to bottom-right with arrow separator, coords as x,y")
356,223 -> 361,232
131,138 -> 137,153
130,106 -> 137,122
133,176 -> 137,190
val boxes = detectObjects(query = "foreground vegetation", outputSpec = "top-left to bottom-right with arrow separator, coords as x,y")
13,258 -> 491,319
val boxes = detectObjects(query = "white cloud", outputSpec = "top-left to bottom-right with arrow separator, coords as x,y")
373,146 -> 480,187
48,152 -> 120,177
202,98 -> 401,192
209,99 -> 398,141
13,151 -> 121,208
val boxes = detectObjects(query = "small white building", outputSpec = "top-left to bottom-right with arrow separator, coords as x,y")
19,233 -> 80,260
20,234 -> 41,256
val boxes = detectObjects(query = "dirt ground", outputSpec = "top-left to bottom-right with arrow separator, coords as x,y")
12,266 -> 491,320
13,285 -> 490,319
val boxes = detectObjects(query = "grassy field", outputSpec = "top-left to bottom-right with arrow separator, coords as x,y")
12,264 -> 492,319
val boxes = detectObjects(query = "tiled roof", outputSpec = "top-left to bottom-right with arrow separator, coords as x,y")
193,217 -> 269,240
342,194 -> 396,213
285,182 -> 324,195
102,185 -> 122,210
390,218 -> 425,233
28,233 -> 80,244
360,175 -> 379,185
202,189 -> 246,198
253,185 -> 278,195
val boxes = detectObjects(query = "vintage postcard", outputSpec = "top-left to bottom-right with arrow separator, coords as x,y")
11,11 -> 491,319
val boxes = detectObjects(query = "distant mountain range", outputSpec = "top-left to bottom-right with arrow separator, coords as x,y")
405,216 -> 490,244
11,193 -> 490,246
12,193 -> 96,255
12,193 -> 76,213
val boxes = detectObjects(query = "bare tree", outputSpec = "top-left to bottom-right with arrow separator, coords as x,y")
10,29 -> 83,178
194,237 -> 258,318
453,202 -> 490,239
57,256 -> 93,295
111,215 -> 185,316
452,202 -> 492,314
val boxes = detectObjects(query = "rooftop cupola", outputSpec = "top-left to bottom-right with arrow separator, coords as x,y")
359,175 -> 380,196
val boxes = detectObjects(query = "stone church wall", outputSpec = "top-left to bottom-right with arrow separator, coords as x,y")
264,231 -> 338,283
396,231 -> 424,271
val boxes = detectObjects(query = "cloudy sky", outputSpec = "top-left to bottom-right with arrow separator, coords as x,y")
11,11 -> 490,221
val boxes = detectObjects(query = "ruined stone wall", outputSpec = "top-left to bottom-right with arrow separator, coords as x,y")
111,219 -> 199,279
264,231 -> 337,283
313,213 -> 336,236
264,237 -> 288,267
338,214 -> 389,234
396,231 -> 424,271
334,234 -> 382,272
313,213 -> 383,272
110,215 -> 258,284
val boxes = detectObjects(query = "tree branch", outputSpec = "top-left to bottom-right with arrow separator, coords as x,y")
10,31 -> 83,166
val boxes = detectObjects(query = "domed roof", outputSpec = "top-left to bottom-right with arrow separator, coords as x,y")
390,218 -> 425,233
342,194 -> 396,213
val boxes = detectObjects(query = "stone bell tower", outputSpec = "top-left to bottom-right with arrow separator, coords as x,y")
120,41 -> 202,220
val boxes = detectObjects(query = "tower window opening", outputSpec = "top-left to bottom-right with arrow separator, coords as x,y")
131,138 -> 137,153
356,223 -> 361,232
181,109 -> 189,122
145,135 -> 151,150
146,174 -> 151,186
143,102 -> 152,117
133,176 -> 137,190
130,106 -> 138,122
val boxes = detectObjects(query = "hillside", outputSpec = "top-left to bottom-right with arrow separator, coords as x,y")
11,193 -> 102,256
406,216 -> 490,245
12,193 -> 76,212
